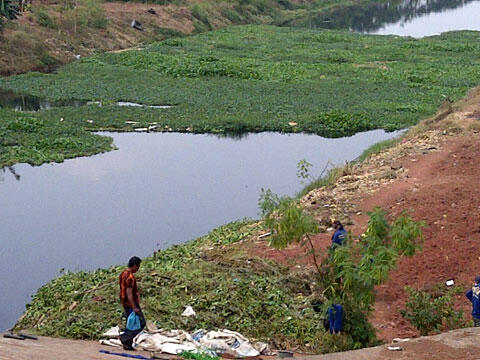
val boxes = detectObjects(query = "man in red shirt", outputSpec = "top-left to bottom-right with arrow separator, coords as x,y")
119,256 -> 145,350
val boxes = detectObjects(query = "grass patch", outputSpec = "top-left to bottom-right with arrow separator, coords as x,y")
2,26 -> 480,167
355,137 -> 402,163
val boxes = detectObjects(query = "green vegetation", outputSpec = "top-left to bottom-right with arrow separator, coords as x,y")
355,137 -> 402,163
14,220 -> 328,351
0,109 -> 113,166
180,350 -> 220,360
259,185 -> 425,350
15,205 -> 426,353
2,25 -> 480,166
0,0 -> 19,21
400,285 -> 465,335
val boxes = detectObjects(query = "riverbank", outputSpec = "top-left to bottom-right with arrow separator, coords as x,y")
0,0 -> 389,76
2,25 -> 480,167
12,86 -> 480,352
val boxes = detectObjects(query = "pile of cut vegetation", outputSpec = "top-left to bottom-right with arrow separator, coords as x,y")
15,220 -> 326,351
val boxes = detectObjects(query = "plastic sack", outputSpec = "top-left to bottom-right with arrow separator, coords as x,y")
127,312 -> 141,331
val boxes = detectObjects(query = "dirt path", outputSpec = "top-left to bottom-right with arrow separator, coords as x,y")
0,334 -> 153,360
4,327 -> 480,359
361,133 -> 480,340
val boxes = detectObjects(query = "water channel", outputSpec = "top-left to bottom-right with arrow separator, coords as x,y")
0,130 -> 402,330
2,0 -> 480,331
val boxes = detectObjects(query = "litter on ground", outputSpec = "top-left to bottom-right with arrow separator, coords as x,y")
100,327 -> 271,357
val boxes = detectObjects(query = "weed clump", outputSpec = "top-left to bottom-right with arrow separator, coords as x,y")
400,285 -> 465,335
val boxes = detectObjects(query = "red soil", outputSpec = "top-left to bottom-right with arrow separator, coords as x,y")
245,117 -> 480,342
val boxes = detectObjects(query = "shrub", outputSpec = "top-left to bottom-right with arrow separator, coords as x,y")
191,4 -> 212,30
221,8 -> 243,23
40,52 -> 59,68
155,27 -> 185,39
35,9 -> 56,29
400,286 -> 465,335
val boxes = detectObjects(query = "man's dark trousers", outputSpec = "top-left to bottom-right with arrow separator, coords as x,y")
119,307 -> 146,348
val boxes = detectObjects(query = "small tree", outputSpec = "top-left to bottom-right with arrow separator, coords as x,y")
259,191 -> 425,349
259,188 -> 321,273
400,286 -> 464,335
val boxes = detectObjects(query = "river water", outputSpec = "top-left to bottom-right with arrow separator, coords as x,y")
290,0 -> 480,37
0,130 -> 401,330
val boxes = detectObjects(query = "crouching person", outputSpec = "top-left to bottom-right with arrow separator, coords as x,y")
466,275 -> 480,327
119,256 -> 146,350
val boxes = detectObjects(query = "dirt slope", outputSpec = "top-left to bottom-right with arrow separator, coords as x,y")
244,90 -> 480,342
0,1 -> 195,75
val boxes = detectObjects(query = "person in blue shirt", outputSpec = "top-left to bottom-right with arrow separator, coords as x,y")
331,220 -> 347,247
466,275 -> 480,327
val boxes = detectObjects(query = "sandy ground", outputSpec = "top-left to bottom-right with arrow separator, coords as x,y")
4,327 -> 480,359
0,334 -> 153,360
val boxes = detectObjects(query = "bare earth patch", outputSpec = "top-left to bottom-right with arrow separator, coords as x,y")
242,89 -> 480,342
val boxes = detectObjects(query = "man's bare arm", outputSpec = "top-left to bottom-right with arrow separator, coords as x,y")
126,288 -> 140,313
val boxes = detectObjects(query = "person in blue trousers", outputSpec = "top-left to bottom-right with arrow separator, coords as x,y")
328,304 -> 343,334
466,275 -> 480,327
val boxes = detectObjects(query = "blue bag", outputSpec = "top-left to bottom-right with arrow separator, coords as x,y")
126,312 -> 141,331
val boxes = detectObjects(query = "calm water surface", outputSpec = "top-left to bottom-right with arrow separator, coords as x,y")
292,0 -> 480,37
0,130 -> 401,330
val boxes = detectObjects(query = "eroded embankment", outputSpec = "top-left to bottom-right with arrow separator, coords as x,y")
244,89 -> 480,341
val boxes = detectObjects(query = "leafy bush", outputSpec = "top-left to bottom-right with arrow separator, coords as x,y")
260,192 -> 425,351
34,9 -> 57,29
400,286 -> 465,335
316,110 -> 374,136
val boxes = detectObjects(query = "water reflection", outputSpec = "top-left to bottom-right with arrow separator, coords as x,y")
0,89 -> 88,111
0,166 -> 21,181
0,89 -> 173,111
285,0 -> 480,36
